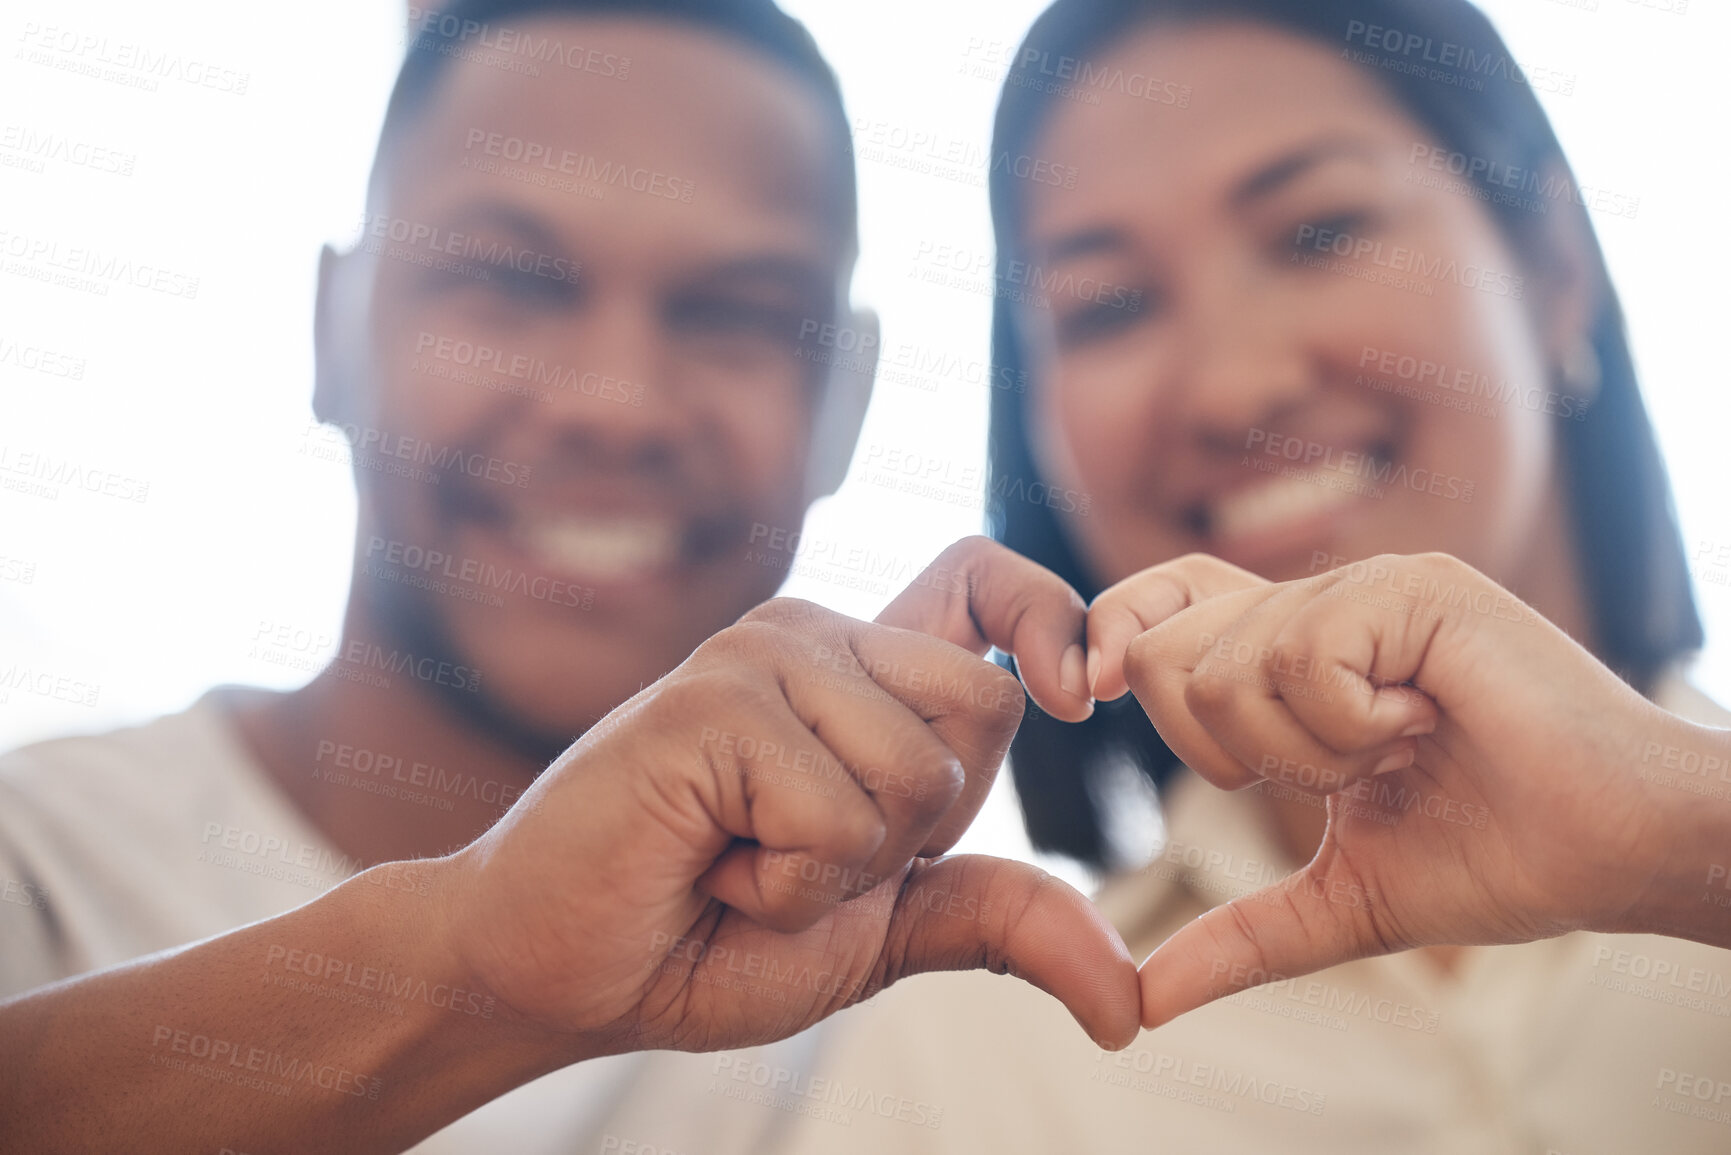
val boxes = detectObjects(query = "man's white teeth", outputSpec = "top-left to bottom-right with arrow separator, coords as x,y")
1210,471 -> 1359,543
516,516 -> 680,581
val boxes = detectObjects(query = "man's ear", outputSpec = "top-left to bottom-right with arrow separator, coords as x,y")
312,244 -> 360,428
803,307 -> 879,504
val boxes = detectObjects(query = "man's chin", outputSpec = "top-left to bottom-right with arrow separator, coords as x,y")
478,661 -> 681,734
377,567 -> 778,756
436,680 -> 587,770
451,632 -> 709,755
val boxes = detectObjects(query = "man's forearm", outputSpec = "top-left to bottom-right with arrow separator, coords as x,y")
0,858 -> 580,1154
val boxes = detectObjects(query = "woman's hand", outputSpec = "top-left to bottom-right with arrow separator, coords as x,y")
1087,552 -> 1731,1029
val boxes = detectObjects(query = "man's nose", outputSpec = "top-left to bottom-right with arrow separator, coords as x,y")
539,299 -> 687,461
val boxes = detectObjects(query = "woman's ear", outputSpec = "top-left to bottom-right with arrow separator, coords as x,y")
1525,159 -> 1605,403
803,306 -> 879,504
312,244 -> 364,428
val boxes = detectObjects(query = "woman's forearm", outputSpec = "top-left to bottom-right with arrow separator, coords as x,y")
1630,717 -> 1731,950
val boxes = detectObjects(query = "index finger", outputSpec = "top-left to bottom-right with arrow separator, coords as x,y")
875,536 -> 1094,724
1087,554 -> 1268,702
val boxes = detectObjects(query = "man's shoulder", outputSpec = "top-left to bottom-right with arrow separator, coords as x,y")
0,695 -> 255,815
0,693 -> 337,992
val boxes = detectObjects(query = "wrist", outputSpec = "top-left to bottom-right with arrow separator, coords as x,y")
322,856 -> 591,1120
1617,718 -> 1731,949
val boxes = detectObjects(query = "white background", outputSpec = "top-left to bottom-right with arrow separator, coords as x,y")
1,1 -> 1725,873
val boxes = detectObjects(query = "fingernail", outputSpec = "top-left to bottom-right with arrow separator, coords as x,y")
1400,719 -> 1435,738
1373,748 -> 1415,776
1061,644 -> 1089,699
1086,646 -> 1102,697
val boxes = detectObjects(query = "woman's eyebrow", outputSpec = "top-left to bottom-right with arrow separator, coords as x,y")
1231,136 -> 1382,208
1040,225 -> 1131,265
1034,137 -> 1386,264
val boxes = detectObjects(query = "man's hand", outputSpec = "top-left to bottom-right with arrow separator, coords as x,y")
448,536 -> 1137,1058
0,539 -> 1136,1155
1087,552 -> 1731,1030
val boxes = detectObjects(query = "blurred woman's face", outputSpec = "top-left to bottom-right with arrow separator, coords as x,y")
1016,21 -> 1579,588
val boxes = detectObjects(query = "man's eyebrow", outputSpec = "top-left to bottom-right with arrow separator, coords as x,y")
444,200 -> 567,253
1231,137 -> 1381,207
689,254 -> 833,300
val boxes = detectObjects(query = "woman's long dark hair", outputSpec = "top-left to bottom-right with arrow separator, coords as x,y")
990,0 -> 1703,869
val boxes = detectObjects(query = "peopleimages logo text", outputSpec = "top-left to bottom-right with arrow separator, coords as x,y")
356,213 -> 580,284
1294,224 -> 1523,299
1342,20 -> 1575,95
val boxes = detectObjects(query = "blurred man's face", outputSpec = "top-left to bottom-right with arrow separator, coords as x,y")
322,15 -> 851,745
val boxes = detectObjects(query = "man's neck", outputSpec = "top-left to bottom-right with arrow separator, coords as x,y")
223,646 -> 549,868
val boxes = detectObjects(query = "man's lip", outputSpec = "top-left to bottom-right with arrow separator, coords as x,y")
452,505 -> 749,592
512,513 -> 683,585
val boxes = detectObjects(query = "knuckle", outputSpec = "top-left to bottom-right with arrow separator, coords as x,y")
1218,899 -> 1273,975
739,596 -> 829,630
1124,629 -> 1171,696
1170,551 -> 1217,573
646,669 -> 710,717
1173,552 -> 1245,587
661,674 -> 767,738
692,617 -> 775,662
944,662 -> 1026,734
1185,668 -> 1238,720
1122,630 -> 1155,683
1085,585 -> 1120,616
1267,638 -> 1308,678
756,895 -> 822,934
709,600 -> 850,667
830,808 -> 888,865
937,534 -> 999,567
969,666 -> 1026,732
1134,618 -> 1186,662
905,752 -> 966,819
1412,550 -> 1473,581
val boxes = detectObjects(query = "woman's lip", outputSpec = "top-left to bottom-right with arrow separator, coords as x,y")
1192,464 -> 1380,571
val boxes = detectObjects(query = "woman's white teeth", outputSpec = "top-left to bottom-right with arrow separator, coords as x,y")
1210,471 -> 1360,543
517,516 -> 680,580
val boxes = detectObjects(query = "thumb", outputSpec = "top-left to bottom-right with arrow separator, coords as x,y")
874,536 -> 1093,723
875,855 -> 1141,1050
1137,862 -> 1389,1029
1087,554 -> 1268,703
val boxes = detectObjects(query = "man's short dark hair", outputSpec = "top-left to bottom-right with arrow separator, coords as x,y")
372,0 -> 857,244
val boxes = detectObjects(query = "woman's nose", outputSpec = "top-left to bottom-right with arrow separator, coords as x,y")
1170,268 -> 1313,450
